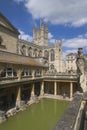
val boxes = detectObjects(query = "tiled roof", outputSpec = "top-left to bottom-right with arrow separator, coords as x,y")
0,50 -> 44,67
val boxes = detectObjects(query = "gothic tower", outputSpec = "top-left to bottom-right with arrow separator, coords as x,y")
33,21 -> 48,46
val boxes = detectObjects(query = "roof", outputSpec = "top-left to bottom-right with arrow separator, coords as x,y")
66,53 -> 77,56
0,50 -> 45,67
0,12 -> 20,35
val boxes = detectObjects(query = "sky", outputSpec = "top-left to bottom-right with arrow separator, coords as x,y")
0,0 -> 87,56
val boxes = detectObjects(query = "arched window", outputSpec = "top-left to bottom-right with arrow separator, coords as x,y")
44,50 -> 49,59
34,49 -> 38,57
38,50 -> 42,57
21,45 -> 26,55
28,47 -> 32,57
50,49 -> 55,61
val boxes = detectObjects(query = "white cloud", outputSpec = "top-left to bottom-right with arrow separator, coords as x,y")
62,34 -> 87,57
14,0 -> 25,3
19,29 -> 33,42
62,35 -> 87,49
14,0 -> 87,27
48,32 -> 55,45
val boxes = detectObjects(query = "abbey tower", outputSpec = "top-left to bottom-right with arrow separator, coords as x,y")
33,21 -> 48,46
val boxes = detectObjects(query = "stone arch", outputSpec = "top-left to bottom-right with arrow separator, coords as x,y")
38,50 -> 42,57
50,64 -> 54,70
33,48 -> 38,57
21,45 -> 26,55
44,50 -> 49,59
28,47 -> 33,57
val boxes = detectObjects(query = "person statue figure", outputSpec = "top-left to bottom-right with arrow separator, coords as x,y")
76,48 -> 86,92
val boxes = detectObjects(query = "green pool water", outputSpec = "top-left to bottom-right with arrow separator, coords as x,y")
0,99 -> 69,130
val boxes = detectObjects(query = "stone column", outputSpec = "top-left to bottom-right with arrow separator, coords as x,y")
16,66 -> 23,80
16,86 -> 21,107
40,81 -> 44,96
32,69 -> 35,79
30,83 -> 35,100
57,82 -> 59,95
54,81 -> 57,96
70,82 -> 73,99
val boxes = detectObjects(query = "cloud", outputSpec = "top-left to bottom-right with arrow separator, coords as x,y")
48,32 -> 55,45
19,29 -> 33,42
62,34 -> 87,57
62,34 -> 87,49
14,0 -> 25,3
14,0 -> 87,27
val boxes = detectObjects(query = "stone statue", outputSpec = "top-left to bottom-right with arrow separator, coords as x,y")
76,48 -> 86,92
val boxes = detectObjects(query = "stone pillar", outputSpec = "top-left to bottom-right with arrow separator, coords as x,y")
57,82 -> 59,95
16,86 -> 21,107
40,81 -> 44,96
16,67 -> 23,81
30,83 -> 35,100
54,81 -> 57,96
32,69 -> 35,79
70,82 -> 73,99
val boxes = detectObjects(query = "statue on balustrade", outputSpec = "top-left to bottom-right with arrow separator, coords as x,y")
76,48 -> 87,92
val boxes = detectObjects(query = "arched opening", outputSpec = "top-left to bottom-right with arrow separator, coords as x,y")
50,49 -> 55,61
21,45 -> 26,55
28,47 -> 32,57
44,50 -> 49,59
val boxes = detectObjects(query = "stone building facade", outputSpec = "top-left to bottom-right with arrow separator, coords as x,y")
17,22 -> 65,73
0,12 -> 86,124
66,53 -> 77,73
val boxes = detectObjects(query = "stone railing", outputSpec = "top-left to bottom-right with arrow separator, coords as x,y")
53,93 -> 85,130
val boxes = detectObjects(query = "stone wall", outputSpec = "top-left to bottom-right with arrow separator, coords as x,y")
53,93 -> 85,130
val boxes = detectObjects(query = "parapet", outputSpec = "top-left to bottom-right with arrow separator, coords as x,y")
53,93 -> 85,130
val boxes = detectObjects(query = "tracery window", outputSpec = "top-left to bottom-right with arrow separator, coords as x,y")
38,50 -> 42,57
21,45 -> 26,55
50,49 -> 55,61
28,47 -> 32,57
44,50 -> 49,59
34,49 -> 38,57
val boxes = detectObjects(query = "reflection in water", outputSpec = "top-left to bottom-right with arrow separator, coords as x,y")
41,99 -> 44,111
54,100 -> 57,115
0,99 -> 69,130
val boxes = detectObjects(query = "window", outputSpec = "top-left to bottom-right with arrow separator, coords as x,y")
22,69 -> 31,76
1,68 -> 17,77
50,49 -> 55,61
44,50 -> 49,59
28,47 -> 32,57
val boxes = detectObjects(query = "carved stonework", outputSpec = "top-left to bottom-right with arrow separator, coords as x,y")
76,48 -> 87,92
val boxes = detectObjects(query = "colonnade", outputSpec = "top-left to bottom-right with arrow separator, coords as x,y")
16,80 -> 76,107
